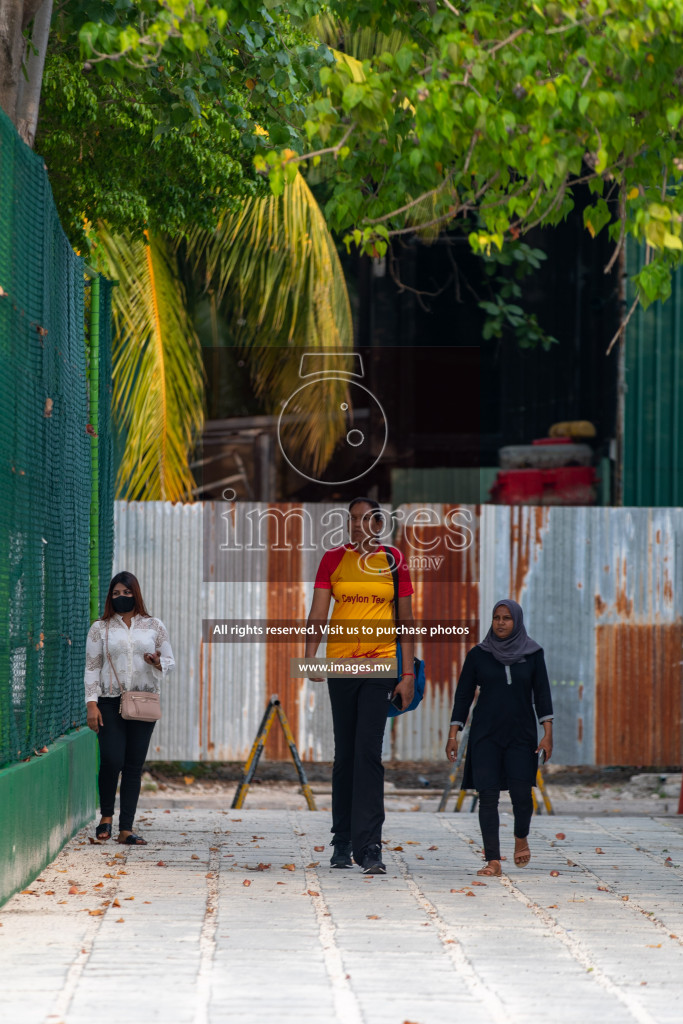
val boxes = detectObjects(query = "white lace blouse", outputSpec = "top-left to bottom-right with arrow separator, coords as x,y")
84,614 -> 175,704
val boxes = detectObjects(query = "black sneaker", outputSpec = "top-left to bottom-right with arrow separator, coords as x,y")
330,839 -> 353,869
360,844 -> 386,874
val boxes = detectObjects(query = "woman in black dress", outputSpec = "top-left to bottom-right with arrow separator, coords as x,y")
445,600 -> 553,876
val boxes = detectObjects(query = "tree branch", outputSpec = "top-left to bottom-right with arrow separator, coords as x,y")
488,26 -> 527,55
604,185 -> 626,275
286,122 -> 354,165
606,294 -> 639,356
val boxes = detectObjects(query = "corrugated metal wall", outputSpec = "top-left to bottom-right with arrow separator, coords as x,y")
624,243 -> 683,505
113,502 -> 683,765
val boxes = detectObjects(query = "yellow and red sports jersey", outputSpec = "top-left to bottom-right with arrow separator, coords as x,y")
314,545 -> 413,659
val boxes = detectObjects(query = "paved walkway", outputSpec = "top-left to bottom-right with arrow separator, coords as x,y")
2,811 -> 683,1024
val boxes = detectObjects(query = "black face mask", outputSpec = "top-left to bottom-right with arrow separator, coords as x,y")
112,595 -> 135,614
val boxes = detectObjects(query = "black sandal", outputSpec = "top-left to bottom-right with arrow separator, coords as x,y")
95,822 -> 112,841
117,833 -> 147,845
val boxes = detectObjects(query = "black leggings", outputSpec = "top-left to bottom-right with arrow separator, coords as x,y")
97,697 -> 156,832
478,783 -> 533,862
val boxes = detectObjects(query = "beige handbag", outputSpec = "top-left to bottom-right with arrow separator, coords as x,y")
106,622 -> 162,722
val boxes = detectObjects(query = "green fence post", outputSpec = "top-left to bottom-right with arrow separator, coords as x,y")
88,275 -> 100,622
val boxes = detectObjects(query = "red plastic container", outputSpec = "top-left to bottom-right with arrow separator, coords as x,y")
490,470 -> 544,505
542,466 -> 597,505
531,437 -> 572,445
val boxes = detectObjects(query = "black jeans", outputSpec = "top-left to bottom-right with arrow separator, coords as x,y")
327,676 -> 393,864
478,782 -> 534,862
97,697 -> 156,832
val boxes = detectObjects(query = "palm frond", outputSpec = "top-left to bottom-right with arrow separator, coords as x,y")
311,14 -> 407,61
97,227 -> 204,501
186,172 -> 353,476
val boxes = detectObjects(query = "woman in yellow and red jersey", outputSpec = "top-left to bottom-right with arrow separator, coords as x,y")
305,498 -> 415,874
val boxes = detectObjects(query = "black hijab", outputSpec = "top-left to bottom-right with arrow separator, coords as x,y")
478,599 -> 541,665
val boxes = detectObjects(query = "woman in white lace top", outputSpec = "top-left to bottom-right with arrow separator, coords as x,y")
85,571 -> 175,845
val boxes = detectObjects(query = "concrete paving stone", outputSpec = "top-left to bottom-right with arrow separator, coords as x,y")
3,811 -> 683,1023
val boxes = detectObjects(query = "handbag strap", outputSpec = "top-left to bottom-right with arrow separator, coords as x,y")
105,621 -> 125,695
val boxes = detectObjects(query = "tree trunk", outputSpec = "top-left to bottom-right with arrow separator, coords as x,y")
15,0 -> 52,147
0,0 -> 45,130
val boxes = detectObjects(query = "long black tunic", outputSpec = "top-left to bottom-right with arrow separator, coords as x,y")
450,646 -> 553,791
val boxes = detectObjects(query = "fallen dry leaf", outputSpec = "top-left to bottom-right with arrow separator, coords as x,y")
281,864 -> 296,872
88,837 -> 102,845
595,847 -> 605,854
416,855 -> 424,860
367,914 -> 380,919
103,874 -> 114,879
470,881 -> 487,886
124,896 -> 134,901
391,846 -> 404,852
465,891 -> 475,897
621,895 -> 629,901
597,886 -> 609,892
306,862 -> 320,869
143,901 -> 151,905
255,863 -> 271,871
68,886 -> 79,895
242,880 -> 251,887
112,899 -> 121,908
647,944 -> 662,948
183,776 -> 195,786
205,873 -> 214,879
670,934 -> 679,939
164,810 -> 171,814
44,890 -> 55,895
191,855 -> 199,861
157,861 -> 166,867
88,909 -> 104,916
427,845 -> 439,851
209,847 -> 219,852
21,890 -> 36,896
555,833 -> 566,840
57,900 -> 67,905
115,918 -> 124,923
93,882 -> 103,889
276,882 -> 286,885
405,841 -> 420,845
307,890 -> 319,896
547,904 -> 559,909
550,870 -> 560,877
314,846 -> 325,852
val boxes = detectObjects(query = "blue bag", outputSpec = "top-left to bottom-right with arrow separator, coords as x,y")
382,546 -> 426,717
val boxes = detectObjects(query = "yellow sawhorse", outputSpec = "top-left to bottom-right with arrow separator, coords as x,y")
448,770 -> 554,815
231,694 -> 317,811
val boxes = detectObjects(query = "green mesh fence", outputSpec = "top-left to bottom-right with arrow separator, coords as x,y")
0,109 -> 114,767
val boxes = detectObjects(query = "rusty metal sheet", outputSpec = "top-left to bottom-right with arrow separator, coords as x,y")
114,501 -> 683,766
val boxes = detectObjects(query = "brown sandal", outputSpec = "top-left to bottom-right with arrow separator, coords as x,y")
477,861 -> 502,877
514,843 -> 531,867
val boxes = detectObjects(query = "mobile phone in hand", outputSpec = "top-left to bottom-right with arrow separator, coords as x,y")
391,690 -> 403,712
538,748 -> 546,766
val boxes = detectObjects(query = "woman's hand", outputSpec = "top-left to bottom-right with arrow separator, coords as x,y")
87,701 -> 103,733
144,650 -> 161,669
536,735 -> 553,763
445,732 -> 459,762
394,673 -> 415,709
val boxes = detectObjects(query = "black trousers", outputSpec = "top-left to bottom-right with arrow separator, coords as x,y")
327,676 -> 393,863
478,783 -> 534,862
97,697 -> 156,832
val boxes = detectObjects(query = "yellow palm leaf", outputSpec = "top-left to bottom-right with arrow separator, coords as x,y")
97,227 -> 204,501
186,172 -> 353,476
